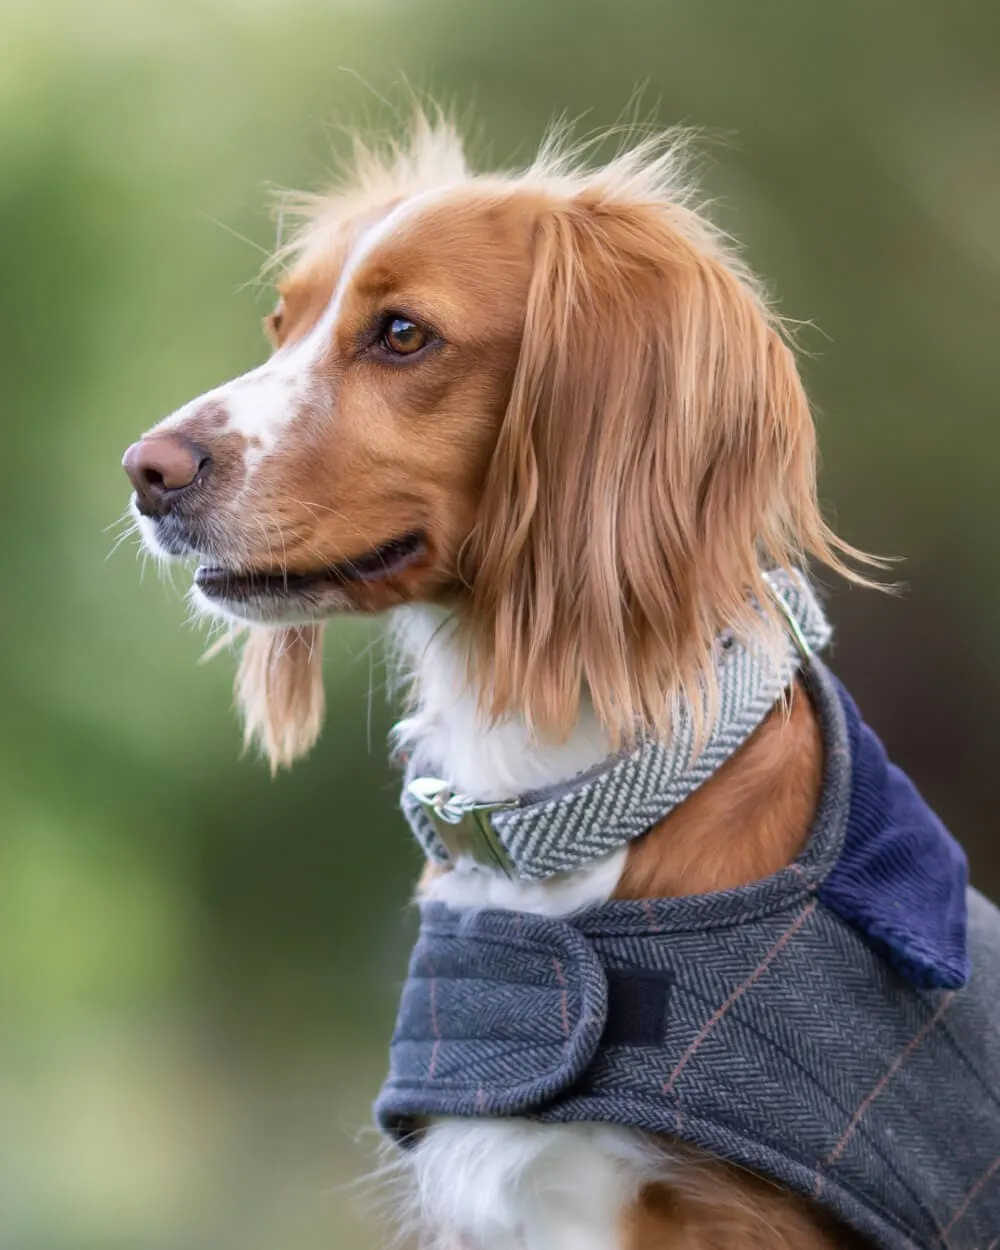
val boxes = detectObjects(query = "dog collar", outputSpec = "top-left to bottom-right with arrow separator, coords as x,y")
401,569 -> 832,880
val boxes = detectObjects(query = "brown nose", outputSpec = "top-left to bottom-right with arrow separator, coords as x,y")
122,434 -> 211,517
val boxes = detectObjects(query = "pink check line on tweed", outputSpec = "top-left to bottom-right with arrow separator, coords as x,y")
662,898 -> 818,1103
813,992 -> 955,1201
941,1152 -> 1000,1243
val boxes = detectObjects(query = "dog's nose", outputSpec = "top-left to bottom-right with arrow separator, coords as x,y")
122,434 -> 211,517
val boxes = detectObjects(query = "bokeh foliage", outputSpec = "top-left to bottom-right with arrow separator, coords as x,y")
2,1 -> 999,1247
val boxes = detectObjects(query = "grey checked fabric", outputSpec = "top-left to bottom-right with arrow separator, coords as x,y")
402,568 -> 833,879
378,662 -> 1000,1249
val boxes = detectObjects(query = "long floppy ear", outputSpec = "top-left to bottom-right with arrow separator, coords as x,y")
467,190 -> 872,744
236,625 -> 326,771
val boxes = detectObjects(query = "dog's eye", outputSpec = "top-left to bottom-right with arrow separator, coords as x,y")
381,316 -> 429,356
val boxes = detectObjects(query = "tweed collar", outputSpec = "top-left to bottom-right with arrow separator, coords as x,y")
401,569 -> 832,880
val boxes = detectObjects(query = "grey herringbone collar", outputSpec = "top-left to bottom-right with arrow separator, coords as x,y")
401,569 -> 832,880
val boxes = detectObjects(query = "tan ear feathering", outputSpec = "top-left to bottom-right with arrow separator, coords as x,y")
464,151 -> 880,747
235,625 -> 326,772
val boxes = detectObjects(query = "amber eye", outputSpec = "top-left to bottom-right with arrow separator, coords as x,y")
381,316 -> 429,356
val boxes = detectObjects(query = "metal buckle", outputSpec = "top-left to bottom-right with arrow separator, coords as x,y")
406,777 -> 518,877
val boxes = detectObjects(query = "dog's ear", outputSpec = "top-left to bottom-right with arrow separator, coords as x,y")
467,191 -> 869,744
236,625 -> 326,771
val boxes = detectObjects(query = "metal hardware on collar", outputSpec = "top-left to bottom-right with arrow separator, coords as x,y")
406,777 -> 519,877
766,581 -> 813,662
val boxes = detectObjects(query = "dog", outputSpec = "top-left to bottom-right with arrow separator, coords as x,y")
122,116 -> 1000,1250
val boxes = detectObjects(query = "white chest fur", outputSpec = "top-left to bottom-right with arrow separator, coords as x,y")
389,608 -> 664,1250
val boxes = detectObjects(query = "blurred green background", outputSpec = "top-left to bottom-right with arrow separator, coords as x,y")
2,1 -> 999,1247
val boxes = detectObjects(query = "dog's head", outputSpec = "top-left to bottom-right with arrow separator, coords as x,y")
124,117 -> 867,766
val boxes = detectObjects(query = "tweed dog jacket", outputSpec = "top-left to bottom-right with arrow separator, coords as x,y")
378,596 -> 1000,1248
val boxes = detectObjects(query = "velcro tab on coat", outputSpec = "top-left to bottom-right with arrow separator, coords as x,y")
375,902 -> 608,1142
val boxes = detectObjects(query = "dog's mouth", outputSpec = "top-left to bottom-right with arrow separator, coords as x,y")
194,530 -> 428,609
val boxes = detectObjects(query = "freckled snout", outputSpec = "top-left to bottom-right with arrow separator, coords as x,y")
122,434 -> 211,517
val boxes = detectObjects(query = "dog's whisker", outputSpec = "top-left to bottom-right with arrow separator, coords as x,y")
105,521 -> 140,561
103,507 -> 135,535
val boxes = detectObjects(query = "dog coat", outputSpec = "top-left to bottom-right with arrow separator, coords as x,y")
376,659 -> 1000,1249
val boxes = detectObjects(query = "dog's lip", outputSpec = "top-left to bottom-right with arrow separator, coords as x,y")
194,530 -> 428,598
